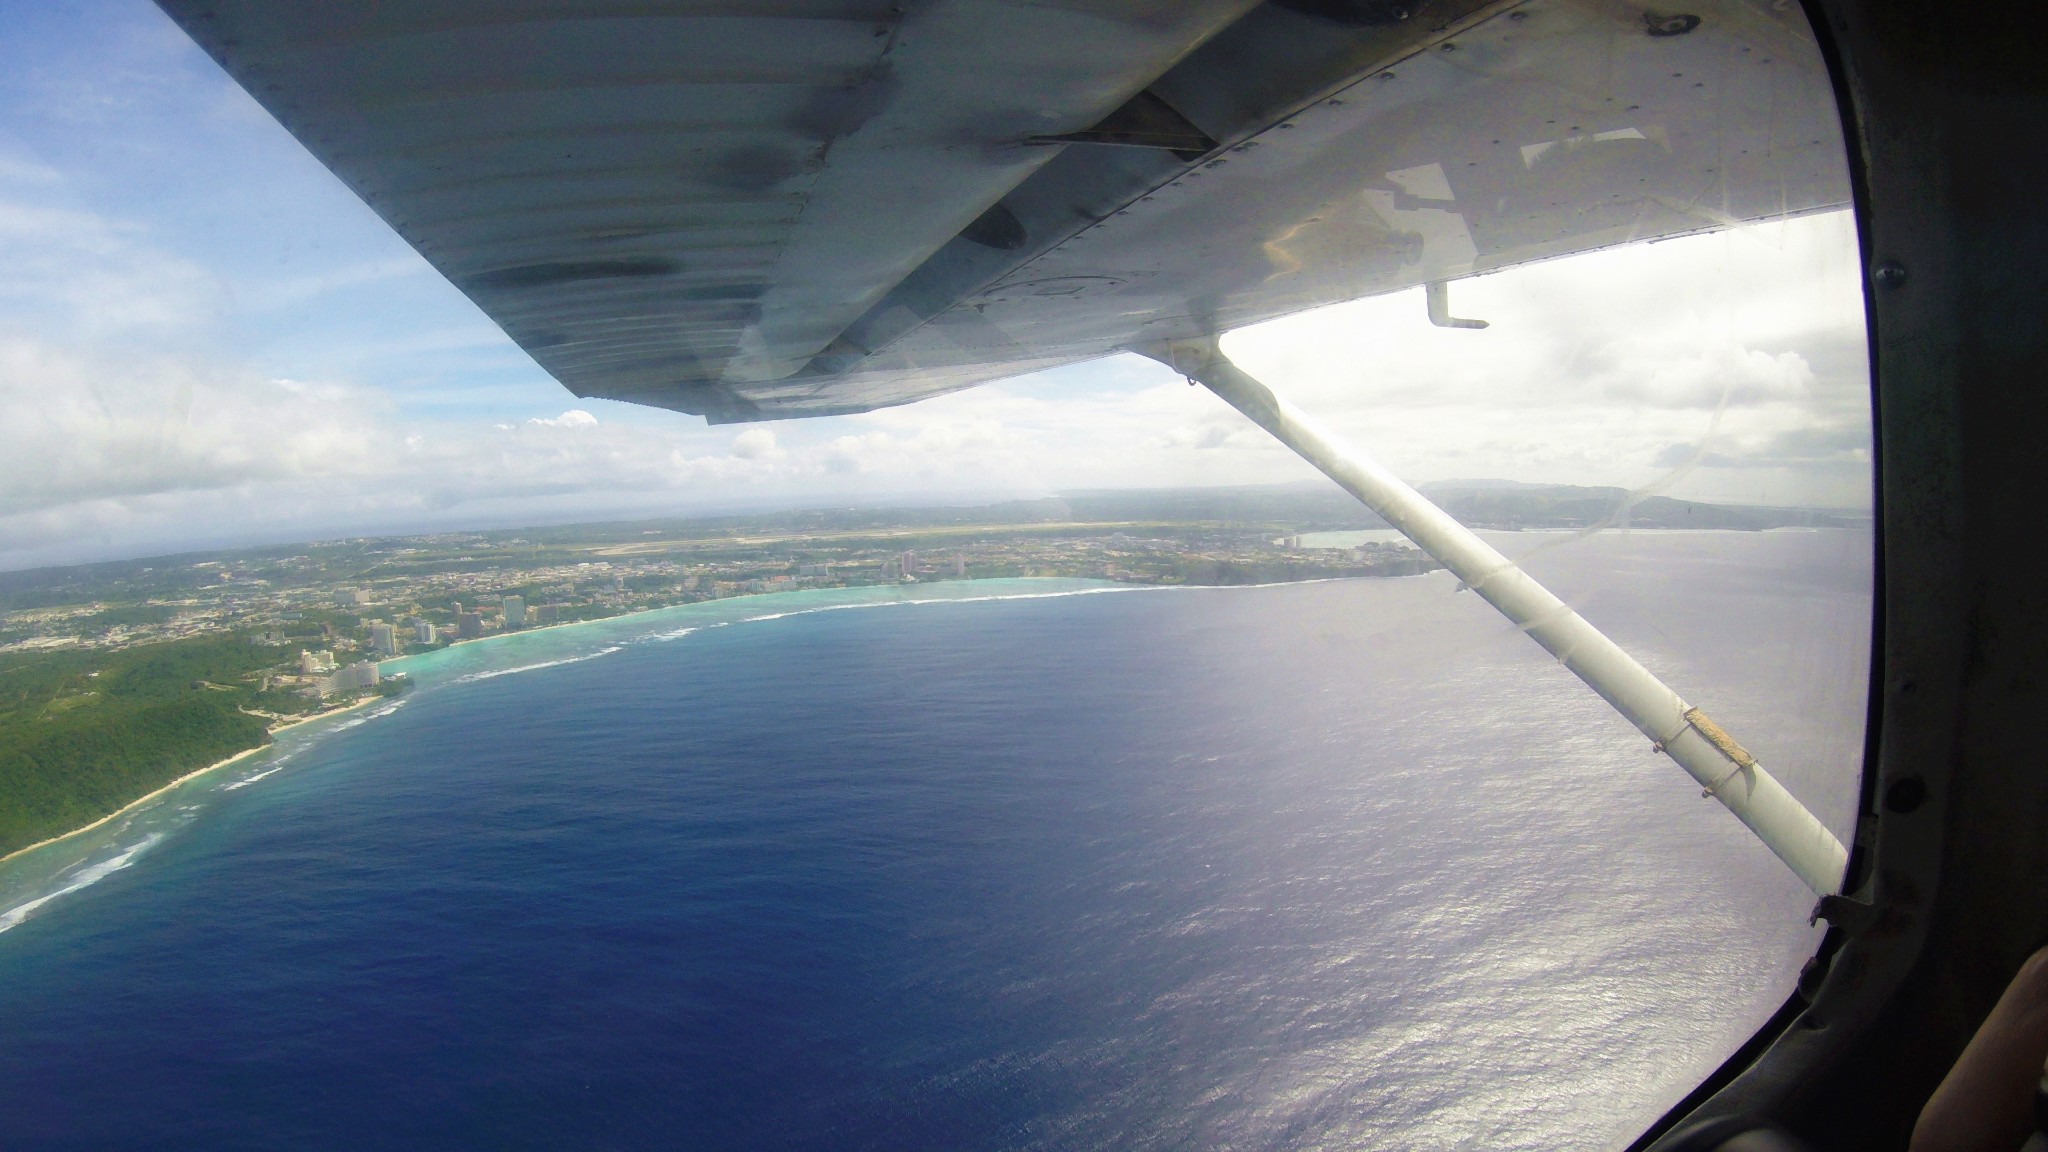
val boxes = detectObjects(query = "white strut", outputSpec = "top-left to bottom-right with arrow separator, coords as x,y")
1135,335 -> 1849,896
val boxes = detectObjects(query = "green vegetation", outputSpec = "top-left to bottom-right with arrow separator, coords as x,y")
72,604 -> 178,633
0,484 -> 1867,859
0,636 -> 293,857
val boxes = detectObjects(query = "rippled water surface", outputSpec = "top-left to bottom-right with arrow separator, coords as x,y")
0,532 -> 1870,1151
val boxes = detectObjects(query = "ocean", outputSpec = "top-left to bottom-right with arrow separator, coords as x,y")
0,529 -> 1871,1151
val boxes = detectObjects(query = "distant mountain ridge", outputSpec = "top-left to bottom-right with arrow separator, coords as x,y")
1415,483 -> 1870,532
1053,483 -> 1867,532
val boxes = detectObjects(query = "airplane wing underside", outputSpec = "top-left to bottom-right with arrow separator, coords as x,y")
156,0 -> 1849,422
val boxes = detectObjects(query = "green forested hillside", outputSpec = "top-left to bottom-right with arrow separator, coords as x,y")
0,636 -> 287,856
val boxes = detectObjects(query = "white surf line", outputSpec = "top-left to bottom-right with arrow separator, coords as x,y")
0,577 -> 1416,935
216,698 -> 408,792
0,745 -> 270,867
0,692 -> 403,869
729,583 -> 1144,626
413,580 -> 1397,696
0,834 -> 163,934
411,579 -> 1393,680
220,753 -> 297,791
724,579 -> 1430,628
450,647 -> 626,684
330,698 -> 410,728
439,586 -> 1140,666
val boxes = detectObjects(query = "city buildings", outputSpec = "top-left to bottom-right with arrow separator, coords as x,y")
0,505 -> 1451,661
323,660 -> 380,696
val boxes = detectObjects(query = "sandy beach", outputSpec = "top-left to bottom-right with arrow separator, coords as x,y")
0,695 -> 385,866
3,590 -> 888,870
6,582 -> 1091,870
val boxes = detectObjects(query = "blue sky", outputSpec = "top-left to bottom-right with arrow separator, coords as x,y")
1,0 -> 618,425
0,0 -> 1873,570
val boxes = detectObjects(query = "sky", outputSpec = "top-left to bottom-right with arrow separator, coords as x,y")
0,0 -> 1873,572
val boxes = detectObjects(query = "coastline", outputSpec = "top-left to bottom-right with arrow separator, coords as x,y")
393,607 -> 631,662
5,585 -> 1078,873
3,572 -> 1438,873
377,572 -> 1408,676
3,576 -> 1279,873
380,578 -> 1105,680
0,581 -> 1099,906
0,695 -> 383,867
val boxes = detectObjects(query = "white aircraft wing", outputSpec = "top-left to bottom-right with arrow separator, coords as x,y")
155,0 -> 1847,422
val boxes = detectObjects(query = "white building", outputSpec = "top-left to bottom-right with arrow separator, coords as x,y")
368,622 -> 399,657
413,620 -> 436,644
299,649 -> 337,675
323,660 -> 381,696
501,595 -> 525,628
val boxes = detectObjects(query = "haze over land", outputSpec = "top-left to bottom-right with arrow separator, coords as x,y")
0,482 -> 1863,859
0,484 -> 1863,643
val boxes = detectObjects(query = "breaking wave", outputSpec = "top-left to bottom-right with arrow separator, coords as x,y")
0,835 -> 163,935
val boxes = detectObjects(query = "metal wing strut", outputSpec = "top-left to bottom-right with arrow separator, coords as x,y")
1136,336 -> 1849,896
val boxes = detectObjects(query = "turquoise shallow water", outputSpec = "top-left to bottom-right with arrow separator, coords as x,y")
0,579 -> 1124,933
381,577 -> 1126,684
0,536 -> 1871,1150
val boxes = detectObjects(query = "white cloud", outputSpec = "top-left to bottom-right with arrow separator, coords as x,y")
1209,211 -> 1872,505
0,200 -> 224,336
529,409 -> 598,429
0,178 -> 1873,568
0,339 -> 382,516
730,427 -> 781,460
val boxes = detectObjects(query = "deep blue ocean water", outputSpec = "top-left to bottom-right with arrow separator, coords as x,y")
0,530 -> 1871,1151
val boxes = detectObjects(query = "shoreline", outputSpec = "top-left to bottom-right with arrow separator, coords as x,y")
3,574 -> 1405,871
381,571 -> 1424,672
379,578 -> 1087,674
382,573 -> 1467,681
6,584 -> 1096,872
0,695 -> 384,867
